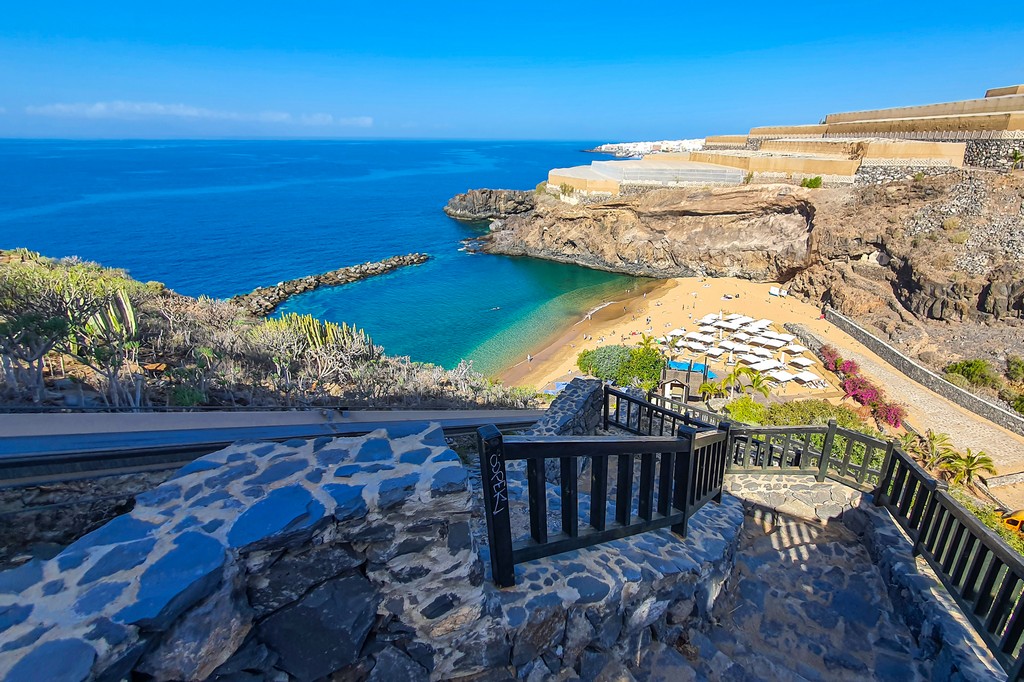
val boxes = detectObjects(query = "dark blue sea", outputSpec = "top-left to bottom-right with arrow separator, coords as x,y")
0,140 -> 642,375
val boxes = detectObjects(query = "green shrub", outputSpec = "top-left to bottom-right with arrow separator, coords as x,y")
743,172 -> 753,185
941,217 -> 960,231
948,230 -> 969,245
944,372 -> 972,389
169,386 -> 205,407
577,345 -> 632,381
950,489 -> 1024,556
913,171 -> 926,182
799,176 -> 823,189
618,346 -> 667,391
558,183 -> 576,196
945,358 -> 1003,389
763,399 -> 864,429
576,344 -> 665,390
723,395 -> 767,425
535,181 -> 548,195
1007,355 -> 1024,382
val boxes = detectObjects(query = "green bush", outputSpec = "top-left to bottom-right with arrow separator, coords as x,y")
576,344 -> 665,390
951,489 -> 1024,557
941,217 -> 960,231
743,172 -> 753,185
617,346 -> 666,391
945,358 -> 1003,389
763,399 -> 864,429
943,372 -> 972,389
913,171 -> 926,182
948,230 -> 970,245
1007,355 -> 1024,382
723,395 -> 767,425
799,176 -> 823,189
577,345 -> 632,381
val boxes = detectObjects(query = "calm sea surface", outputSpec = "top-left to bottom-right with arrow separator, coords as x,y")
0,140 -> 642,375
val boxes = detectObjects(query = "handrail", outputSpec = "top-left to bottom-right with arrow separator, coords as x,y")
596,388 -> 1024,677
476,422 -> 730,587
647,392 -> 723,428
876,447 -> 1024,679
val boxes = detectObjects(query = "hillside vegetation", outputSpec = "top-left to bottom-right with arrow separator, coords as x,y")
0,249 -> 534,410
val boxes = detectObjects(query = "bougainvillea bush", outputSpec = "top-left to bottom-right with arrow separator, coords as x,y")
820,345 -> 907,428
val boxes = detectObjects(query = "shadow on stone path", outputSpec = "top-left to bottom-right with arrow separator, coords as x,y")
674,509 -> 931,682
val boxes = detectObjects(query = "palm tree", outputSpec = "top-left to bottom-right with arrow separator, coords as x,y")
698,381 -> 721,405
745,371 -> 772,399
921,429 -> 957,469
638,333 -> 658,351
898,432 -> 923,461
941,448 -> 997,487
722,366 -> 750,399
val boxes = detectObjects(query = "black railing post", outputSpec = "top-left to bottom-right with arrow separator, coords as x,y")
603,384 -> 610,431
874,440 -> 900,506
673,425 -> 694,537
477,425 -> 515,588
816,419 -> 837,482
914,479 -> 947,557
714,421 -> 732,503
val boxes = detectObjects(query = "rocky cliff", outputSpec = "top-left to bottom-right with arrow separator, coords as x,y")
483,185 -> 816,281
450,171 -> 1024,369
443,189 -> 535,221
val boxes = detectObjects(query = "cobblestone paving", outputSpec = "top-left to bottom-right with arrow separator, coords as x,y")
677,511 -> 931,682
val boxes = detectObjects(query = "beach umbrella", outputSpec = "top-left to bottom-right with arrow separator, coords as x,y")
780,351 -> 787,365
728,351 -> 734,365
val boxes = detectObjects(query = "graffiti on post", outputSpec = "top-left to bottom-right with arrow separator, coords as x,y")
488,450 -> 508,515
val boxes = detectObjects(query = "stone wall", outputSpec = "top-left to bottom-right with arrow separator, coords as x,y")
855,165 -> 958,186
822,308 -> 1024,438
965,139 -> 1022,171
525,377 -> 603,484
724,475 -> 1003,680
0,417 -> 747,681
845,504 -> 1005,681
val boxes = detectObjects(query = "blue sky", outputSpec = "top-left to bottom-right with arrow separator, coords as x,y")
1,2 -> 1022,140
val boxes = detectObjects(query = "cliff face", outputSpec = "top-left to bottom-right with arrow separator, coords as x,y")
443,189 -> 535,221
449,171 -> 1024,367
484,185 -> 816,281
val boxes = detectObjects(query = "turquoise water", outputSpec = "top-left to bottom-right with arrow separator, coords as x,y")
0,140 -> 642,374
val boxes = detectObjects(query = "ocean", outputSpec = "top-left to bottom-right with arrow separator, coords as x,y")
0,140 -> 642,375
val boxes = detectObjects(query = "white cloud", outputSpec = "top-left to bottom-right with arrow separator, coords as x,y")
24,101 -> 371,127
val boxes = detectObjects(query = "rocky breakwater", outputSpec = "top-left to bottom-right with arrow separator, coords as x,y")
443,188 -> 535,221
232,253 -> 430,317
480,184 -> 817,281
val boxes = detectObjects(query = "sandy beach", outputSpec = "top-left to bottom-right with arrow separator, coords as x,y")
499,276 -> 842,400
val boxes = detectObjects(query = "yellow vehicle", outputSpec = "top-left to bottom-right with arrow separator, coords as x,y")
998,510 -> 1024,533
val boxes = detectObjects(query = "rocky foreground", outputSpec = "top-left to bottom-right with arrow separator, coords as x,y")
446,171 -> 1024,370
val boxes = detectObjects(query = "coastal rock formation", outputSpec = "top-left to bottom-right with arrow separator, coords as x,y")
484,185 -> 815,281
232,253 -> 429,317
443,189 -> 534,221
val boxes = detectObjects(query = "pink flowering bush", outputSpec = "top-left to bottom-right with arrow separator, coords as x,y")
820,343 -> 908,430
820,345 -> 841,372
839,359 -> 860,375
873,402 -> 907,428
842,375 -> 881,407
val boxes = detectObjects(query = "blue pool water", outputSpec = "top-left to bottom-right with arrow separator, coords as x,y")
0,140 -> 644,374
668,361 -> 718,379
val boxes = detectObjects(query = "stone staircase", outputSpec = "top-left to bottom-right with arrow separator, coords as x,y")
633,510 -> 932,682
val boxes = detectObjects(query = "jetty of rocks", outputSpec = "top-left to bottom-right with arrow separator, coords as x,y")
231,253 -> 430,317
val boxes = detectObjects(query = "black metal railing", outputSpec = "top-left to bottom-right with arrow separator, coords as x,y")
877,449 -> 1024,678
725,419 -> 891,491
647,392 -> 723,428
476,422 -> 729,587
604,386 -> 716,436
